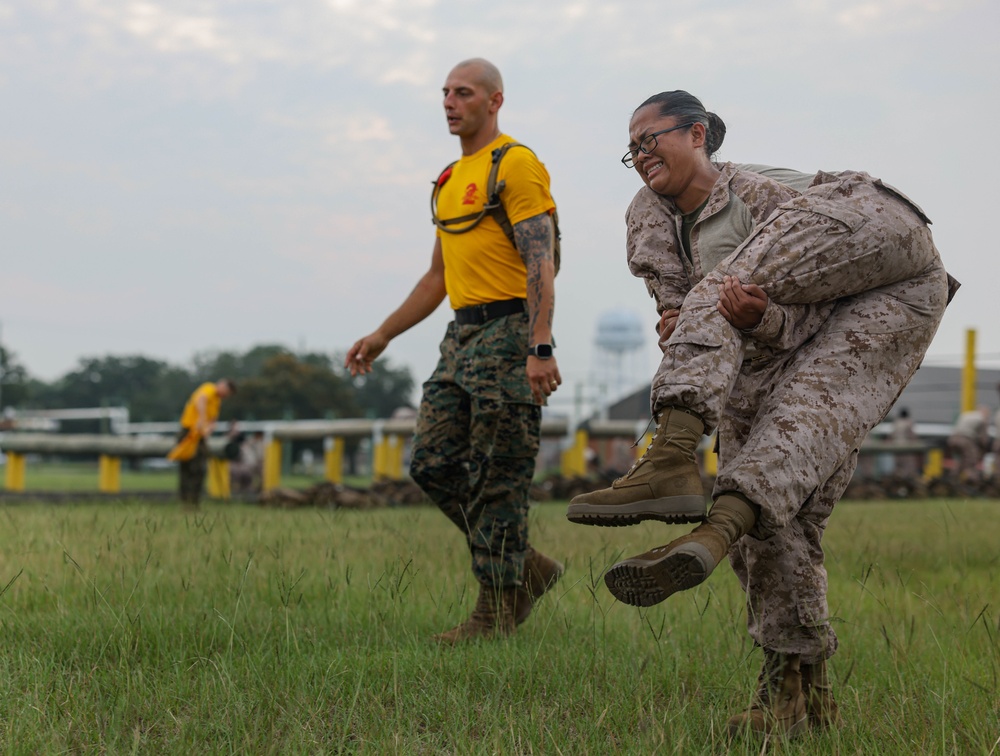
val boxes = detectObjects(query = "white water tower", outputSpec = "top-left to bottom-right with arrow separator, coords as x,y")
592,308 -> 647,404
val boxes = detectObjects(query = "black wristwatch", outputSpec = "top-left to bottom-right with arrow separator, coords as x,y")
528,343 -> 554,360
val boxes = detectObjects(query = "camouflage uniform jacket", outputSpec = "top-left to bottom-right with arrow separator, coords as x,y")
626,162 -> 829,353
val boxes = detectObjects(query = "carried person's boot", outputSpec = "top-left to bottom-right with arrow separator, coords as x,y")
726,649 -> 809,739
512,547 -> 564,626
566,407 -> 707,526
604,494 -> 757,606
433,583 -> 518,644
801,659 -> 842,729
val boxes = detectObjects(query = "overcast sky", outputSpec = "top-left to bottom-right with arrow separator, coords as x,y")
2,0 -> 997,417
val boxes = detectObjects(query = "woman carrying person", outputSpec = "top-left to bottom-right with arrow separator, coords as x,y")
568,90 -> 955,737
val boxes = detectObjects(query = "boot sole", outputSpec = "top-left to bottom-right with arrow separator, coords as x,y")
603,542 -> 713,606
566,495 -> 706,526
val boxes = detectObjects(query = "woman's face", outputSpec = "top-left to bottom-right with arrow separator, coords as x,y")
627,106 -> 704,198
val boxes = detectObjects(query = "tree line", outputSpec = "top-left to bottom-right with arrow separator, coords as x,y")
0,344 -> 415,427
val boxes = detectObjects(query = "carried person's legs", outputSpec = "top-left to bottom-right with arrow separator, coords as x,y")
571,173 -> 947,524
606,261 -> 949,606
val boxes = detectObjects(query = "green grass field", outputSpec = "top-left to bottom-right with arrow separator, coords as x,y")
0,496 -> 996,754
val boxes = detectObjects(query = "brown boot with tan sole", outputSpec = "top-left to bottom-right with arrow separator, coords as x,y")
726,650 -> 809,739
433,583 -> 518,645
566,407 -> 708,526
513,547 -> 564,626
802,658 -> 842,730
604,494 -> 758,606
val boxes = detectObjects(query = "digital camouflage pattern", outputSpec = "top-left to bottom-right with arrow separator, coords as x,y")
652,171 -> 950,428
629,169 -> 953,659
410,312 -> 540,588
722,354 -> 857,660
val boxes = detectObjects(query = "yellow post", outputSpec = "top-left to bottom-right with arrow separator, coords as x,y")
961,328 -> 977,413
207,458 -> 231,500
324,437 -> 345,484
98,455 -> 121,493
703,435 -> 718,477
923,448 -> 944,480
4,452 -> 26,491
263,438 -> 282,492
635,432 -> 653,460
561,429 -> 589,478
372,436 -> 389,480
387,435 -> 405,481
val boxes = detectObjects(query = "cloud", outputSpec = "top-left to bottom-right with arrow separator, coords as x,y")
1,0 -> 997,391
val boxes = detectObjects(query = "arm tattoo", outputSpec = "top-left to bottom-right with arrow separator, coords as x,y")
513,212 -> 555,336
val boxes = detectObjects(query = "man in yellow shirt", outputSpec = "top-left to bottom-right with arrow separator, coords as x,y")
171,378 -> 236,504
346,58 -> 563,643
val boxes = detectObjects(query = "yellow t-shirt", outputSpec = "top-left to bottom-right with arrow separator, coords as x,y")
179,383 -> 221,429
435,134 -> 556,309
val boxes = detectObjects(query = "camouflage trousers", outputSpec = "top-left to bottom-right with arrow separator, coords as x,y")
655,171 -> 951,530
719,356 -> 857,661
177,430 -> 207,504
410,313 -> 540,588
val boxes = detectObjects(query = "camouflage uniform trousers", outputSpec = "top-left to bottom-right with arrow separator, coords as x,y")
714,242 -> 948,660
719,354 -> 856,662
654,171 -> 951,525
409,312 -> 540,588
177,430 -> 207,504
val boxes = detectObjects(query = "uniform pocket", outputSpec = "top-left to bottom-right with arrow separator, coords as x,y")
778,196 -> 869,233
467,314 -> 534,405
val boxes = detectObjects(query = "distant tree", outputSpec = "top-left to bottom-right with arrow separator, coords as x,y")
222,353 -> 360,421
0,345 -> 33,409
9,345 -> 415,428
37,355 -> 193,422
336,356 -> 416,418
191,345 -> 291,382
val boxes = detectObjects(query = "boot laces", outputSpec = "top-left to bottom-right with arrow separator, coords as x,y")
616,415 -> 699,482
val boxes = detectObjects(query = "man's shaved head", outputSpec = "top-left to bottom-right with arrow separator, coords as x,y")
452,58 -> 504,95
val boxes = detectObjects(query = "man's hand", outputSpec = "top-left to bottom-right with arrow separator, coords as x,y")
527,356 -> 561,405
717,275 -> 768,330
345,332 -> 389,377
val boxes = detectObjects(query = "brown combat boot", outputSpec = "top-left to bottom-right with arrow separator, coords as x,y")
727,649 -> 809,739
604,494 -> 757,606
513,547 -> 564,626
433,583 -> 518,645
566,408 -> 707,526
802,659 -> 842,729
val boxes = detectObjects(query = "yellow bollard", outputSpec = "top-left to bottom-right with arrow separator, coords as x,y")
923,448 -> 944,480
324,437 -> 345,484
263,439 -> 282,492
98,455 -> 121,493
4,452 -> 26,491
207,458 -> 231,500
387,435 -> 405,481
372,436 -> 388,480
702,435 -> 718,477
635,432 -> 653,460
961,328 -> 977,413
561,429 -> 589,478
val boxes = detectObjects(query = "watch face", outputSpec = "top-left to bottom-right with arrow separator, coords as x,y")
533,344 -> 553,359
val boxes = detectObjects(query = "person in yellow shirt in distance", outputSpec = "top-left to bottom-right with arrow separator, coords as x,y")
171,378 -> 236,504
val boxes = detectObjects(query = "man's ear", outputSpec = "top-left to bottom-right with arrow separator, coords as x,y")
489,91 -> 504,114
